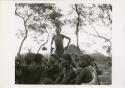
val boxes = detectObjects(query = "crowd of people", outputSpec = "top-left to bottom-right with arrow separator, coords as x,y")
15,24 -> 100,84
15,53 -> 99,84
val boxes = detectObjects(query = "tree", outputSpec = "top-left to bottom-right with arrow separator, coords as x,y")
68,4 -> 112,56
48,6 -> 63,31
66,4 -> 87,50
16,3 -> 64,54
71,4 -> 83,49
27,3 -> 55,54
27,4 -> 64,54
74,4 -> 81,49
36,20 -> 49,54
85,4 -> 112,56
97,4 -> 112,56
15,3 -> 32,56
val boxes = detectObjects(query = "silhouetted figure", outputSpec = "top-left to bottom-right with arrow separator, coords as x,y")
55,54 -> 76,84
45,54 -> 60,82
51,28 -> 71,58
15,55 -> 27,84
20,54 -> 44,84
75,55 -> 98,85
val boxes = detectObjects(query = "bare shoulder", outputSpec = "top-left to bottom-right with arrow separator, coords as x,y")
80,67 -> 90,74
60,34 -> 65,37
53,35 -> 56,39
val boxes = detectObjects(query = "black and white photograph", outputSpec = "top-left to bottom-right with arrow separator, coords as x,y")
2,0 -> 125,88
15,3 -> 112,85
0,0 -> 125,88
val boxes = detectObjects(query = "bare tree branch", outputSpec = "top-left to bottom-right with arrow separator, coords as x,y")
90,24 -> 100,36
37,27 -> 49,54
85,31 -> 112,45
37,17 -> 50,54
15,7 -> 25,21
15,6 -> 32,55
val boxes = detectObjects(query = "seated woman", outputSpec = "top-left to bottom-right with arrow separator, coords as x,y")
41,54 -> 61,84
21,54 -> 44,84
44,54 -> 60,83
75,55 -> 98,85
55,54 -> 76,84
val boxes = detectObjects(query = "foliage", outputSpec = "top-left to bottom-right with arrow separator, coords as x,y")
15,51 -> 111,84
15,3 -> 64,54
15,3 -> 112,56
65,4 -> 112,56
15,3 -> 32,55
48,8 -> 63,29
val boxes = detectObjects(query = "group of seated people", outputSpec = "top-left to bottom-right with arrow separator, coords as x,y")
15,53 -> 99,84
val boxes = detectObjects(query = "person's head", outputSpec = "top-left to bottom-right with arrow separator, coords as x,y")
49,54 -> 58,64
56,28 -> 61,35
55,20 -> 62,34
61,54 -> 72,67
79,55 -> 92,67
34,54 -> 43,64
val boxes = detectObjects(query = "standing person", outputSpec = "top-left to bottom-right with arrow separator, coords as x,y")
51,28 -> 71,58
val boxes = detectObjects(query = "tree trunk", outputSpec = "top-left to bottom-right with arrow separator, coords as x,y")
15,7 -> 32,56
18,21 -> 28,56
76,17 -> 80,50
37,28 -> 49,54
76,31 -> 79,49
75,4 -> 80,50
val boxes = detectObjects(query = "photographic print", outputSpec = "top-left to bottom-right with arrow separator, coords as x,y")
15,3 -> 112,85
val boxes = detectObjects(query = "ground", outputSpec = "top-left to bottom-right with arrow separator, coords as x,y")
92,53 -> 112,85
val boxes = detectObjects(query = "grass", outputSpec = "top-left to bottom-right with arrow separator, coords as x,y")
15,52 -> 111,85
91,53 -> 112,85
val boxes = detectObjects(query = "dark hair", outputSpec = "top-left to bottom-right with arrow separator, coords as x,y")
50,54 -> 58,60
34,54 -> 43,63
62,54 -> 72,63
80,55 -> 92,66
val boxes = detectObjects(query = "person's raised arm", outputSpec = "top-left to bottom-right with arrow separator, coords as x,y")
75,68 -> 85,84
63,35 -> 71,50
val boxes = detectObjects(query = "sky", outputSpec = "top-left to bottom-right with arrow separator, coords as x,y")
15,3 -> 112,56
